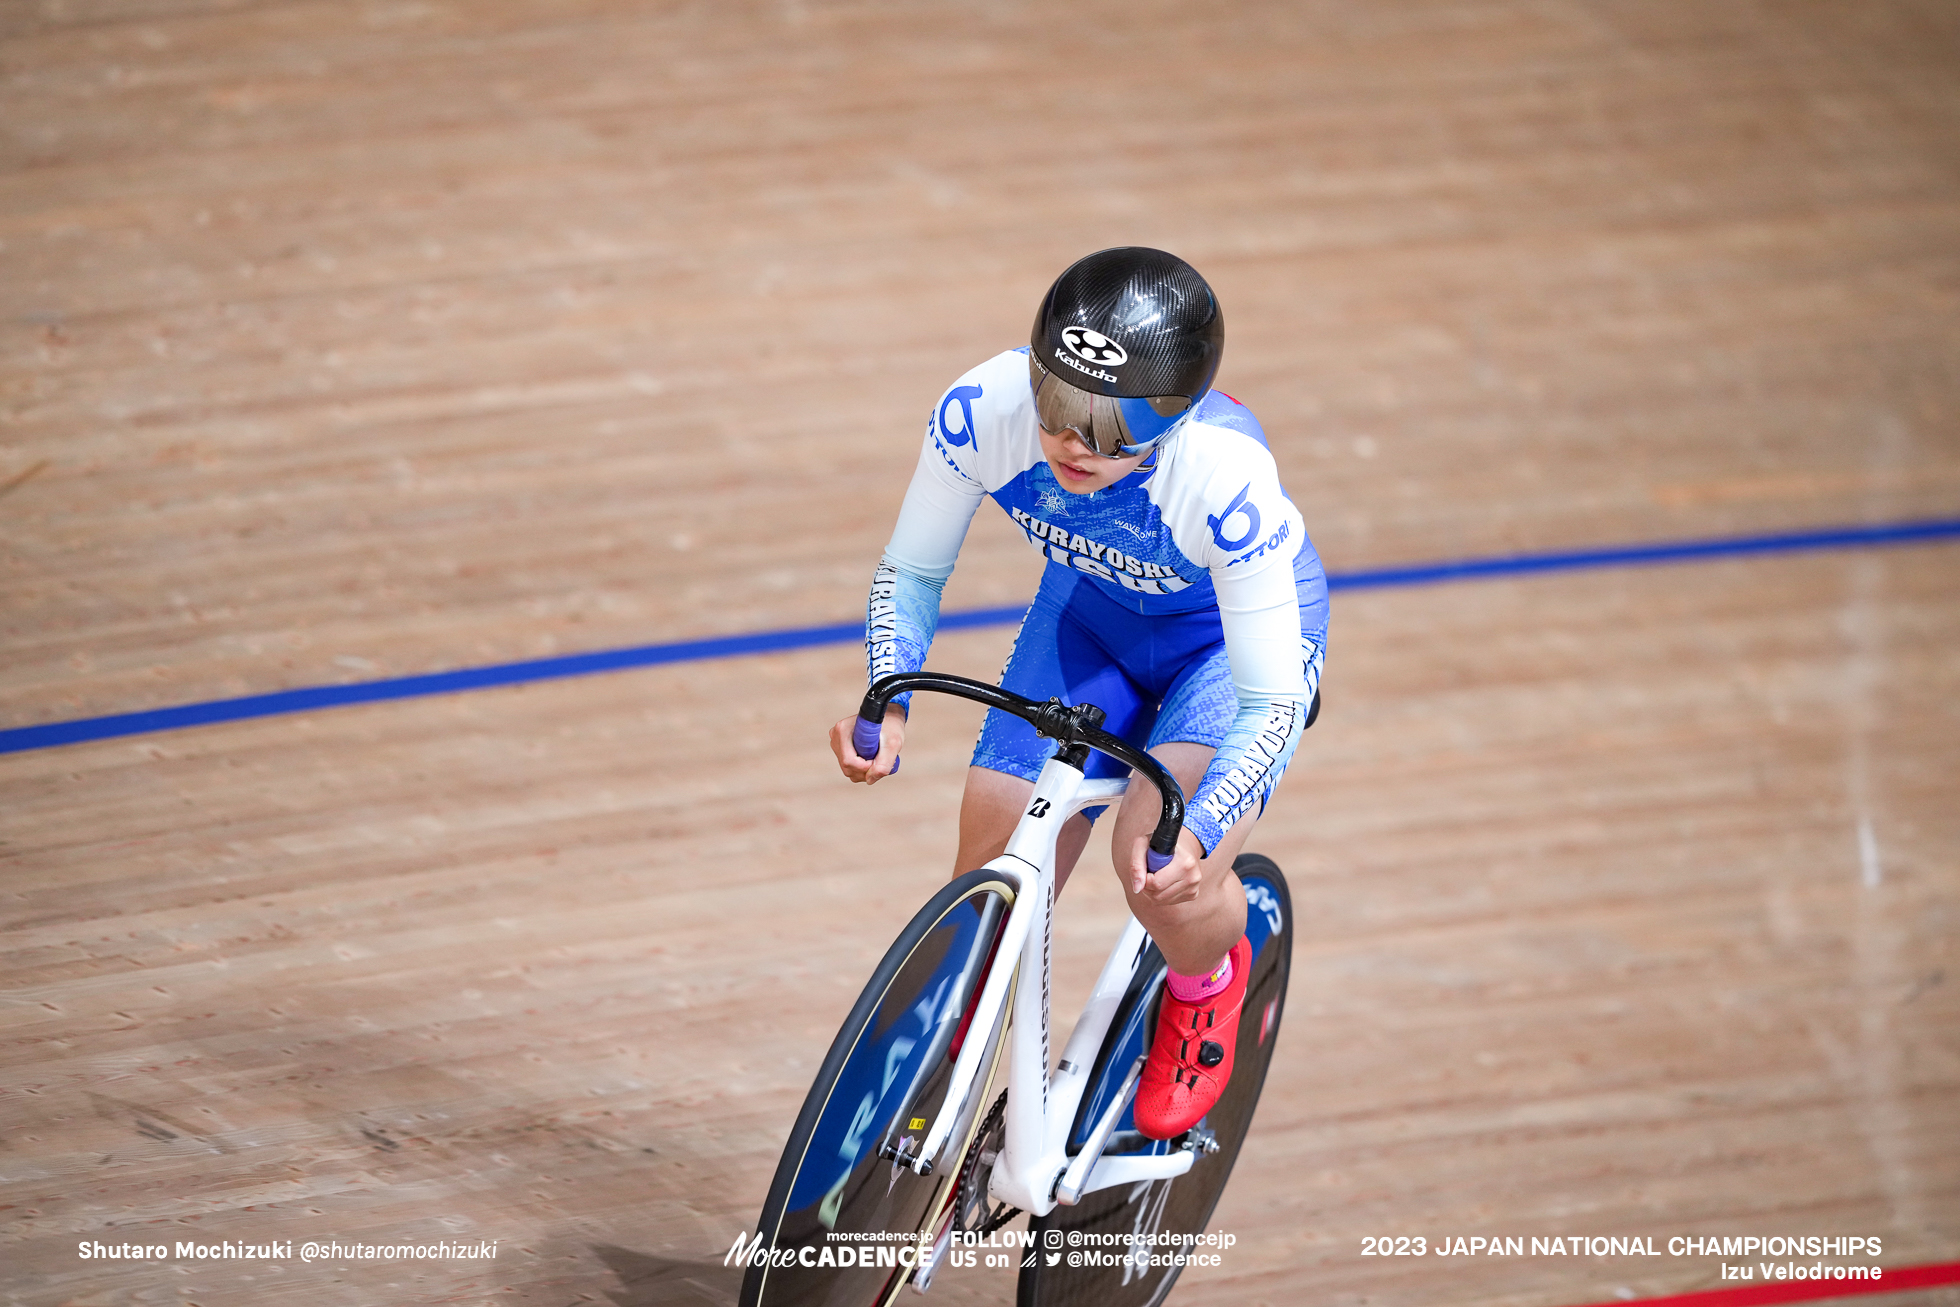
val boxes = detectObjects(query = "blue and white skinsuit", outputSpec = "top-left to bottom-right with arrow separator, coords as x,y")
866,348 -> 1329,856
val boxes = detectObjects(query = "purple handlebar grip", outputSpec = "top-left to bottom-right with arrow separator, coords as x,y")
851,716 -> 901,773
1145,847 -> 1173,874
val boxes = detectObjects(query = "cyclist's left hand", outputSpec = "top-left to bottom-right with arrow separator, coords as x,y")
1129,829 -> 1208,905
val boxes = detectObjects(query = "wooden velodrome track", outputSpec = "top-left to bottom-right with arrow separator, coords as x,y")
3,2 -> 1957,1304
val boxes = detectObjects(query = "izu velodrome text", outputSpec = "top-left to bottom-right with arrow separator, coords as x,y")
1361,1236 -> 1883,1257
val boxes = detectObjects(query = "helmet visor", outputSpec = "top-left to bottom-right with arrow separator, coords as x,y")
1029,355 -> 1194,458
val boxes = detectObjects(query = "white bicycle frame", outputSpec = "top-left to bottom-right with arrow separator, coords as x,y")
902,751 -> 1196,1236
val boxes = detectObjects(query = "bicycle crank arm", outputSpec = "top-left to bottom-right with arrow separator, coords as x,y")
1053,1054 -> 1144,1205
1069,1148 -> 1196,1197
912,1217 -> 955,1294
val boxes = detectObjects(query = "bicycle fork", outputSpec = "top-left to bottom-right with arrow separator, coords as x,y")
903,754 -> 1195,1220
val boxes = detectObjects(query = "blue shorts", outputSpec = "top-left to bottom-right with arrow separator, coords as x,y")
971,567 -> 1247,791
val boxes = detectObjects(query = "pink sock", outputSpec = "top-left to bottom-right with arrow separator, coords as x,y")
1165,952 -> 1234,1003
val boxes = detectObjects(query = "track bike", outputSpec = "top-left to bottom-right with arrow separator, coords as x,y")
739,671 -> 1295,1307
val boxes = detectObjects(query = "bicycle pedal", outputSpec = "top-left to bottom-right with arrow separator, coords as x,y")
1181,1126 -> 1221,1155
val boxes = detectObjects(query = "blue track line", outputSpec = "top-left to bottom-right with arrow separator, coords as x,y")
1325,515 -> 1960,589
5,516 -> 1957,756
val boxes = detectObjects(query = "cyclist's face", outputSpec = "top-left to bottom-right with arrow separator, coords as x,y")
1038,422 -> 1149,494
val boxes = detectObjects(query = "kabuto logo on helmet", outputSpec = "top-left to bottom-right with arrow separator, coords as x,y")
1060,326 -> 1128,367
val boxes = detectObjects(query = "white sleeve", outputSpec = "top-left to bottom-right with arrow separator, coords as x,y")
1181,553 -> 1312,854
864,425 -> 990,711
885,426 -> 986,580
1214,558 -> 1309,702
1165,433 -> 1315,853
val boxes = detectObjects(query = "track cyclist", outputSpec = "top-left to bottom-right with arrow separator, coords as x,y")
829,247 -> 1327,1139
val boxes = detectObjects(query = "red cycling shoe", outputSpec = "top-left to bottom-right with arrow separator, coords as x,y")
1133,935 -> 1253,1140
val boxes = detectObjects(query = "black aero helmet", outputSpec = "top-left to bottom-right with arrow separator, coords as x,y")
1028,247 -> 1224,456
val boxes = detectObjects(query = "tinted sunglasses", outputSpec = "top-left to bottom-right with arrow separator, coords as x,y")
1028,354 -> 1195,458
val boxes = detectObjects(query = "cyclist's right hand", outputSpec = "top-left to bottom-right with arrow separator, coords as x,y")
829,704 -> 906,784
